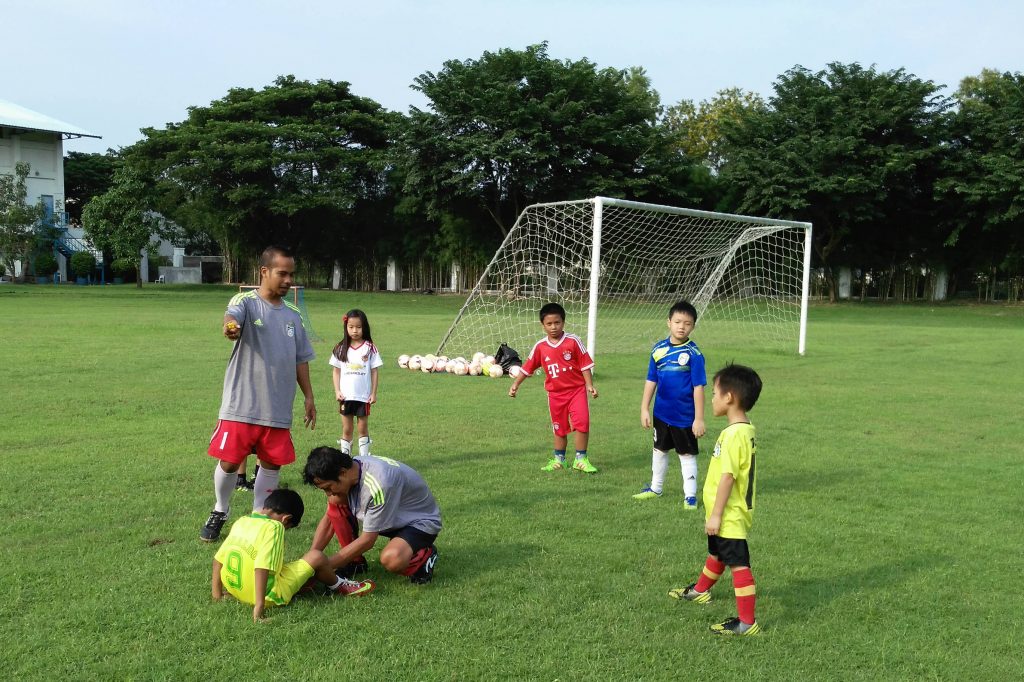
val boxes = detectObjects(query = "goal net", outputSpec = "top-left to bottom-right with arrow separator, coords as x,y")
437,197 -> 811,359
239,285 -> 320,341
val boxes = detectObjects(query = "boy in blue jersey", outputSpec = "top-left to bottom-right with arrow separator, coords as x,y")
635,300 -> 707,508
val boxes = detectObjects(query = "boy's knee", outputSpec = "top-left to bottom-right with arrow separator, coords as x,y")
303,550 -> 327,569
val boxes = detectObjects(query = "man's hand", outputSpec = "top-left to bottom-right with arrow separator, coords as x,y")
304,398 -> 317,430
224,319 -> 241,340
368,392 -> 377,405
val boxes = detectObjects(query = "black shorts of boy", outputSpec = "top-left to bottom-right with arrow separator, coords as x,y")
707,535 -> 751,567
652,416 -> 699,455
338,400 -> 369,417
381,526 -> 438,554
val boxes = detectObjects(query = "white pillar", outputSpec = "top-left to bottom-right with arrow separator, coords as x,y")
332,261 -> 341,290
172,247 -> 185,268
450,262 -> 461,293
931,267 -> 948,301
837,267 -> 852,300
387,258 -> 398,292
587,198 -> 604,361
546,266 -> 558,295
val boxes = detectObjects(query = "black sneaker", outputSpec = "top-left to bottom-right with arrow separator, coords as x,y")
710,616 -> 761,636
200,510 -> 228,542
235,475 -> 254,492
336,558 -> 369,580
409,546 -> 438,585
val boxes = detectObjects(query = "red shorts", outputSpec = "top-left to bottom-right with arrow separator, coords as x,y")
547,387 -> 589,437
207,419 -> 296,466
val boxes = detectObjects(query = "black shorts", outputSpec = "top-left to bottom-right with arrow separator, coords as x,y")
708,535 -> 751,567
653,416 -> 699,455
338,400 -> 370,417
381,525 -> 438,553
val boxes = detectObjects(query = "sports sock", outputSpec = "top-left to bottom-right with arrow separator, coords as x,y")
732,567 -> 756,624
694,555 -> 725,593
650,448 -> 669,493
338,439 -> 351,455
213,465 -> 235,514
401,546 -> 433,576
328,576 -> 344,591
358,436 -> 371,456
252,467 -> 280,511
574,449 -> 587,460
553,449 -> 566,463
679,454 -> 698,498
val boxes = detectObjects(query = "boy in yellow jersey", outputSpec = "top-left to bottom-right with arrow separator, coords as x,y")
668,364 -> 763,636
212,489 -> 375,621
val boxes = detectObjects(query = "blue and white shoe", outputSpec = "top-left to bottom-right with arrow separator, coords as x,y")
683,496 -> 698,510
632,485 -> 662,500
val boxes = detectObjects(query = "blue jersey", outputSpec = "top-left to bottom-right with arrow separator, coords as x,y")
646,338 -> 706,427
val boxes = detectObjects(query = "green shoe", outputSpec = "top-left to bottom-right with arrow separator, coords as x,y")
668,582 -> 712,603
632,485 -> 662,500
541,458 -> 565,472
571,457 -> 598,474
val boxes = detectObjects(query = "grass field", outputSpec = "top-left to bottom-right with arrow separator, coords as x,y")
2,284 -> 1023,680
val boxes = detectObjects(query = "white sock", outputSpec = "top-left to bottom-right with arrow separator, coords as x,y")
337,438 -> 351,455
650,449 -> 669,493
328,576 -> 344,591
679,454 -> 698,498
253,467 -> 280,511
213,465 -> 235,514
358,436 -> 371,456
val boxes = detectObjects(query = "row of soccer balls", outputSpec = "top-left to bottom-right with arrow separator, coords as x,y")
397,352 -> 523,378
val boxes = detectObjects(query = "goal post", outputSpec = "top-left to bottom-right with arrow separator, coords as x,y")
437,197 -> 812,360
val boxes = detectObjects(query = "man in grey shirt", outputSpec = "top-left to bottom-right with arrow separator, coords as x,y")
303,446 -> 442,584
200,245 -> 317,542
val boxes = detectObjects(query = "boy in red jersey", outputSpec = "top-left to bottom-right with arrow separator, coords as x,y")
508,302 -> 599,472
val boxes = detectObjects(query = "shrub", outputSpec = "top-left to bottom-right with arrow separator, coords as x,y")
111,258 -> 137,278
34,252 -> 58,276
70,251 -> 96,277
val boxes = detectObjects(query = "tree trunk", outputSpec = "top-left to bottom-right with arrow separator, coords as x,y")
136,263 -> 143,288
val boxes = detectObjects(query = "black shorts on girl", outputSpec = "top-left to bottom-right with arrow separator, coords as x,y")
338,400 -> 370,417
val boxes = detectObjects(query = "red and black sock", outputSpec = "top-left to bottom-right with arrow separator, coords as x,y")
401,546 -> 434,576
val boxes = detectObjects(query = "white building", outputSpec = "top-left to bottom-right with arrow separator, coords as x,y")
0,99 -> 100,280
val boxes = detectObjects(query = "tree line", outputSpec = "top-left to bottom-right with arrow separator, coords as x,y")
60,44 -> 1022,300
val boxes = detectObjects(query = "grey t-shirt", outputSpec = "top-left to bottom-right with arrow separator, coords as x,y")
218,290 -> 315,428
348,455 -> 443,536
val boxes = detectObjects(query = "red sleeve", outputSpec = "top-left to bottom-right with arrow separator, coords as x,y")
521,342 -> 540,374
576,339 -> 594,371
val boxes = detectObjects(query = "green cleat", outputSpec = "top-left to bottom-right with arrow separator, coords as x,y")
571,457 -> 598,474
668,582 -> 712,603
710,616 -> 760,636
632,485 -> 662,500
541,458 -> 565,472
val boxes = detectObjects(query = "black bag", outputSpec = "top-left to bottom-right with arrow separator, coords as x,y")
493,343 -> 522,372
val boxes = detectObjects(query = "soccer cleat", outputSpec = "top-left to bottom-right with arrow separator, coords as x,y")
336,558 -> 369,580
668,583 -> 712,603
571,457 -> 598,474
235,475 -> 254,492
200,510 -> 228,542
410,546 -> 438,585
710,616 -> 760,636
683,496 -> 698,510
332,578 -> 376,597
632,485 -> 662,500
541,458 -> 565,472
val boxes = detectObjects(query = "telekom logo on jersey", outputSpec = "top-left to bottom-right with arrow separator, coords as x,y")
547,362 -> 561,377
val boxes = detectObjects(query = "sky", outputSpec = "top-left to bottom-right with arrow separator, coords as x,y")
6,0 -> 1022,155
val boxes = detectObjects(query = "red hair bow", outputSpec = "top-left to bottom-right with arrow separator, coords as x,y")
342,315 -> 349,324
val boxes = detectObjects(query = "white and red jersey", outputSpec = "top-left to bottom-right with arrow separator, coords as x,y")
521,333 -> 594,393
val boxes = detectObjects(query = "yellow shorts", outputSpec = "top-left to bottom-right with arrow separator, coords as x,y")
266,559 -> 315,606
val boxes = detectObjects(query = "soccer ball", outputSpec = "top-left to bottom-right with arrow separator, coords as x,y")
488,364 -> 503,378
421,358 -> 434,373
468,362 -> 482,376
482,355 -> 495,366
398,354 -> 410,368
454,361 -> 469,376
472,352 -> 485,364
445,359 -> 457,373
508,365 -> 522,378
408,355 -> 422,371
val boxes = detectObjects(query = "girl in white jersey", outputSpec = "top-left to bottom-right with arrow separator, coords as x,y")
329,309 -> 383,456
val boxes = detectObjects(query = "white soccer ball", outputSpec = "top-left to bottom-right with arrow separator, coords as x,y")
421,358 -> 434,373
454,362 -> 469,376
482,355 -> 495,368
408,355 -> 422,371
468,362 -> 482,376
454,357 -> 467,365
472,352 -> 485,363
508,365 -> 522,378
488,364 -> 503,378
398,354 -> 410,368
445,360 -> 457,373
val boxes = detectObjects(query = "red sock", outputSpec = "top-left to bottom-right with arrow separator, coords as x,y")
694,556 -> 725,593
401,547 -> 433,576
732,567 -> 756,624
326,502 -> 364,562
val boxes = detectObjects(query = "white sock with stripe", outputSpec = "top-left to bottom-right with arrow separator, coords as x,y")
358,436 -> 371,456
213,465 -> 235,514
253,467 -> 280,511
679,454 -> 698,498
650,449 -> 669,493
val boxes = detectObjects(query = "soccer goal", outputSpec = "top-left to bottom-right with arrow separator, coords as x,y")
436,197 -> 812,359
239,285 -> 320,341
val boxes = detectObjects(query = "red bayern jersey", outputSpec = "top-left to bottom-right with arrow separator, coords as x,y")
521,333 -> 594,393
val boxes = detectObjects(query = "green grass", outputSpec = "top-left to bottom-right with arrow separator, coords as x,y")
2,284 -> 1023,680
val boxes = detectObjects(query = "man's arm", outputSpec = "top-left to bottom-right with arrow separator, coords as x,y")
640,380 -> 657,428
692,385 -> 706,437
705,473 -> 734,536
296,362 -> 316,430
310,511 -> 334,552
327,531 -> 379,571
253,568 -> 269,621
211,559 -> 224,600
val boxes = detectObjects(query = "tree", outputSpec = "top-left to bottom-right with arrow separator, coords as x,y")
939,69 -> 1024,299
0,161 -> 47,281
82,167 -> 166,288
126,76 -> 398,280
64,151 -> 120,225
662,88 -> 766,172
717,63 -> 949,299
401,43 -> 695,238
